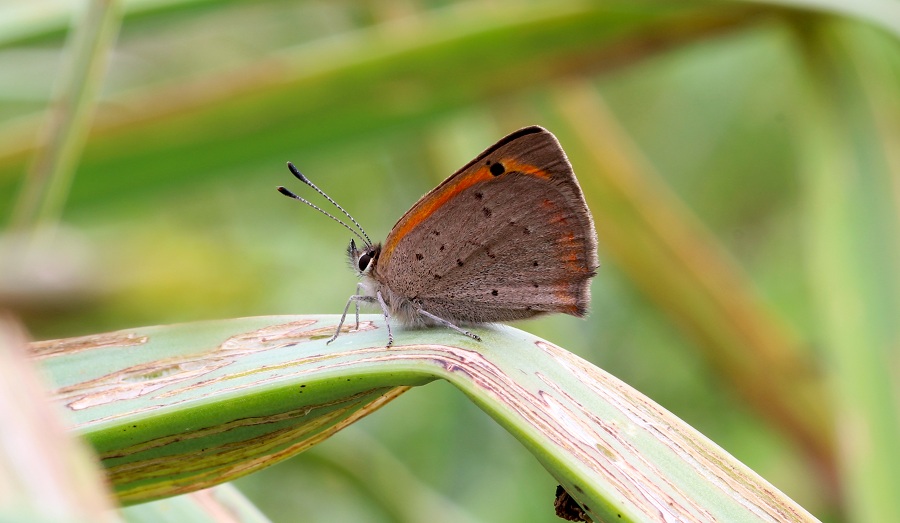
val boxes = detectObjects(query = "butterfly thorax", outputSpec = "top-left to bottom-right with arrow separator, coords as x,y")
348,238 -> 431,325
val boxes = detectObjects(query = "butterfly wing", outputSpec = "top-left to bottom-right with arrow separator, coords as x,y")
376,126 -> 598,323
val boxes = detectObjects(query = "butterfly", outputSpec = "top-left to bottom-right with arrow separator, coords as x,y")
278,125 -> 598,346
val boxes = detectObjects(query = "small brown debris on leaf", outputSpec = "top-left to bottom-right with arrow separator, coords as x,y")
554,485 -> 592,522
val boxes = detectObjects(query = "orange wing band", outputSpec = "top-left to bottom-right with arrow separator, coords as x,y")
382,160 -> 550,262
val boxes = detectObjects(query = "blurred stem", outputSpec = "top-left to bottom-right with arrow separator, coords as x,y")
793,20 -> 900,523
0,314 -> 118,521
298,428 -> 482,523
120,484 -> 273,523
9,0 -> 122,231
549,81 -> 837,493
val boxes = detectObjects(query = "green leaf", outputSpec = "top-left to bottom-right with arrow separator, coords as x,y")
35,315 -> 818,522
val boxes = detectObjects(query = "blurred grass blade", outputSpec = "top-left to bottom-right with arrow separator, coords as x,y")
10,0 -> 122,230
299,428 -> 481,523
548,82 -> 835,485
0,3 -> 762,205
120,484 -> 272,523
793,20 -> 900,523
0,314 -> 118,522
35,315 -> 818,521
746,0 -> 900,39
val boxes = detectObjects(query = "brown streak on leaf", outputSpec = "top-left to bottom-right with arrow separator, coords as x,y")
29,332 -> 148,359
53,319 -> 329,411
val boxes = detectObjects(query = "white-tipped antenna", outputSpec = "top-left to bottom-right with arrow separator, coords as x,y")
277,162 -> 372,247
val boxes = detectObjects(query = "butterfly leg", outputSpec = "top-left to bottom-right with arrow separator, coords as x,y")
353,282 -> 366,330
376,290 -> 394,347
415,308 -> 482,342
328,294 -> 377,345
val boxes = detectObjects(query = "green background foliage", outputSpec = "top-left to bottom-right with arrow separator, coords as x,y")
2,1 -> 899,521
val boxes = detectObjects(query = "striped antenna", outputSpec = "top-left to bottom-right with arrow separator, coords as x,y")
282,162 -> 372,246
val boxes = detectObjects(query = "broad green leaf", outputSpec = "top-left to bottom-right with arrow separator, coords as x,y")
34,315 -> 818,522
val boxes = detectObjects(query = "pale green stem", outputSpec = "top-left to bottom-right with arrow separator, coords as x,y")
10,0 -> 122,231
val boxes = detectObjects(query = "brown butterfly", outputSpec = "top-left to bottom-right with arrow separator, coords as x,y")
278,126 -> 598,346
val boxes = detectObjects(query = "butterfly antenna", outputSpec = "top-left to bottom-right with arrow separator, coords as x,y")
285,162 -> 373,246
277,186 -> 369,246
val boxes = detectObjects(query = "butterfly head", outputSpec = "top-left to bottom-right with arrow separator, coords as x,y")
348,238 -> 381,276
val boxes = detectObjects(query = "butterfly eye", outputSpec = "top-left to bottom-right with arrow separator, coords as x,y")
358,253 -> 373,272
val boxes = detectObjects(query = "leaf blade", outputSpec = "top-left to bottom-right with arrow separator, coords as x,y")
37,315 -> 818,521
